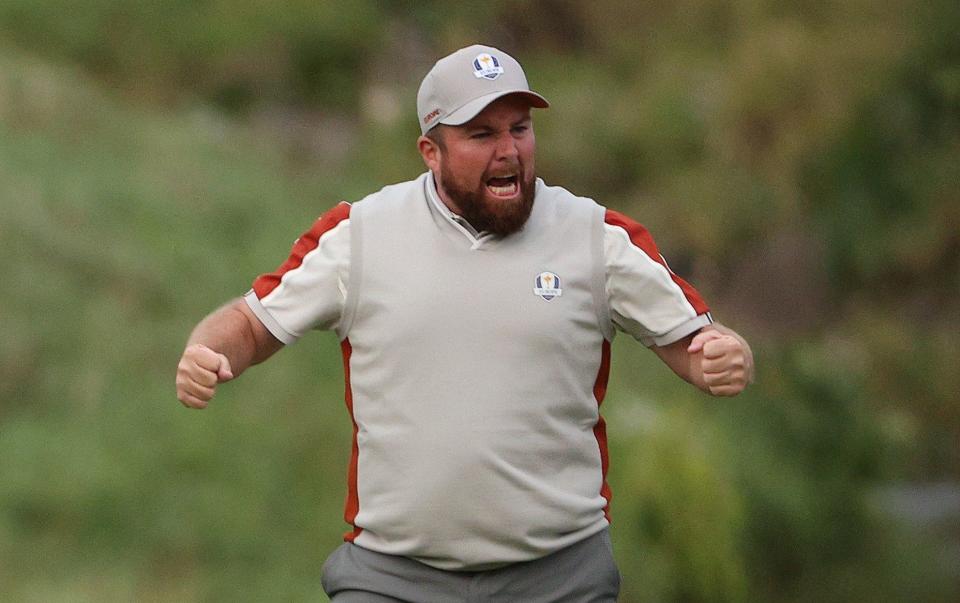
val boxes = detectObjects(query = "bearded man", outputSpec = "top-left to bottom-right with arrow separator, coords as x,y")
176,44 -> 754,602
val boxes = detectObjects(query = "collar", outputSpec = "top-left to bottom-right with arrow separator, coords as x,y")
424,171 -> 498,250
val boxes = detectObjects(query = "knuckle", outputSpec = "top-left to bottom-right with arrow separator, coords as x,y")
710,384 -> 737,397
180,395 -> 207,409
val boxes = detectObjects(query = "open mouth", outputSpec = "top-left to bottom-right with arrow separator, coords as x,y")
485,174 -> 519,198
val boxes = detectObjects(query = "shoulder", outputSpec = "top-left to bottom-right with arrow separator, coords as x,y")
532,181 -> 657,243
285,201 -> 351,250
603,207 -> 647,231
531,179 -> 605,231
535,179 -> 604,212
602,208 -> 664,260
352,174 -> 429,213
316,200 -> 352,225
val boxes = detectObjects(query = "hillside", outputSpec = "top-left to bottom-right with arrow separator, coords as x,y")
2,2 -> 958,601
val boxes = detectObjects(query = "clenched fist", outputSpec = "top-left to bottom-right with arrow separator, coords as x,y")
176,343 -> 235,409
687,328 -> 753,397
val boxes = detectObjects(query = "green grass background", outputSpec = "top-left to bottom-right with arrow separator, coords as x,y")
1,1 -> 958,601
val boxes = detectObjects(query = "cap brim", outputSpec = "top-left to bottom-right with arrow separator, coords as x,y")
438,90 -> 549,128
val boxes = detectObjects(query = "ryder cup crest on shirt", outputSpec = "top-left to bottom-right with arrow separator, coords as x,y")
533,271 -> 562,301
473,53 -> 504,80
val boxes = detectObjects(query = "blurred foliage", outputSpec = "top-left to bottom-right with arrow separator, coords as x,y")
1,0 -> 959,601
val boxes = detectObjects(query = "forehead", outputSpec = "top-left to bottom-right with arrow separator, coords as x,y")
461,95 -> 533,128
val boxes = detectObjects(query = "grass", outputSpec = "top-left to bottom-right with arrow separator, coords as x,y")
2,30 -> 957,600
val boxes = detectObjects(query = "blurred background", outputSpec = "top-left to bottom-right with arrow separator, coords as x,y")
1,1 -> 958,601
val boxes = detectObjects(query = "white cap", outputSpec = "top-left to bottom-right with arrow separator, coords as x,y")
416,44 -> 549,135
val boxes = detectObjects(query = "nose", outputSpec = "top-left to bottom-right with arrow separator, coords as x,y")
495,131 -> 519,160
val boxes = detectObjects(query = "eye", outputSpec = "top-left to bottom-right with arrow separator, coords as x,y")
470,131 -> 491,139
511,125 -> 529,135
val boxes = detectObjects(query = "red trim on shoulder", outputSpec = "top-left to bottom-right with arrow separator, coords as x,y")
340,338 -> 363,542
604,209 -> 710,315
252,202 -> 351,300
593,339 -> 613,522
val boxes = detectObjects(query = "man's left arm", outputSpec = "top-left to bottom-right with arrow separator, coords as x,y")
652,323 -> 754,396
602,208 -> 754,396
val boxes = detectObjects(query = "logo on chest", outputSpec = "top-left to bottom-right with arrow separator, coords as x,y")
533,271 -> 562,301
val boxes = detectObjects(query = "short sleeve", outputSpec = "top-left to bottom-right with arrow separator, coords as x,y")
243,202 -> 351,344
604,209 -> 712,347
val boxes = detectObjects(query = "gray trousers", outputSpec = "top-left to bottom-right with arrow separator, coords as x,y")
321,529 -> 620,602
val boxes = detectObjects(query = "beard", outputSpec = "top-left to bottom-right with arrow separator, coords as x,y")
439,162 -> 536,236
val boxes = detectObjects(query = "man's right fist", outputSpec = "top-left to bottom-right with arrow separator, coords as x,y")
176,343 -> 235,409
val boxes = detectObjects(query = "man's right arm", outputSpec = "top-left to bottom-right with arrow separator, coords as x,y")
175,298 -> 283,409
177,201 -> 352,409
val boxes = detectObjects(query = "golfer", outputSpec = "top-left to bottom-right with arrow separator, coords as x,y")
176,44 -> 754,602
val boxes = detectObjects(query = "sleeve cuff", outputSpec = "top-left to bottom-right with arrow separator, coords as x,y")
650,313 -> 713,347
243,290 -> 297,345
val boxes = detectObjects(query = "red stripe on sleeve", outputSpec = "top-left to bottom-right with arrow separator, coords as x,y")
593,339 -> 613,522
252,202 -> 351,299
604,209 -> 710,315
340,338 -> 363,542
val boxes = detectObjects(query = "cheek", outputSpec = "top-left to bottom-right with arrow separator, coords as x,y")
519,138 -> 536,168
446,150 -> 488,181
464,161 -> 493,186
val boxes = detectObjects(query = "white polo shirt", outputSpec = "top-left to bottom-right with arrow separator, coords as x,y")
244,172 -> 711,570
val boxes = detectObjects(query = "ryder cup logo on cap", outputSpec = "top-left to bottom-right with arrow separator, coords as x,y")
533,271 -> 562,301
473,53 -> 504,80
416,44 -> 550,135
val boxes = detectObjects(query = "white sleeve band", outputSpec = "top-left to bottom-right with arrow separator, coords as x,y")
648,313 -> 713,347
244,290 -> 297,345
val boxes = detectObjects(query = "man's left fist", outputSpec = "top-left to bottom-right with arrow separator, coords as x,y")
687,327 -> 754,396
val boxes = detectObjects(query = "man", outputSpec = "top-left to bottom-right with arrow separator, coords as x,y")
176,44 -> 753,602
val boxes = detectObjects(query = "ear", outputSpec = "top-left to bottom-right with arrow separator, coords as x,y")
417,135 -> 441,173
